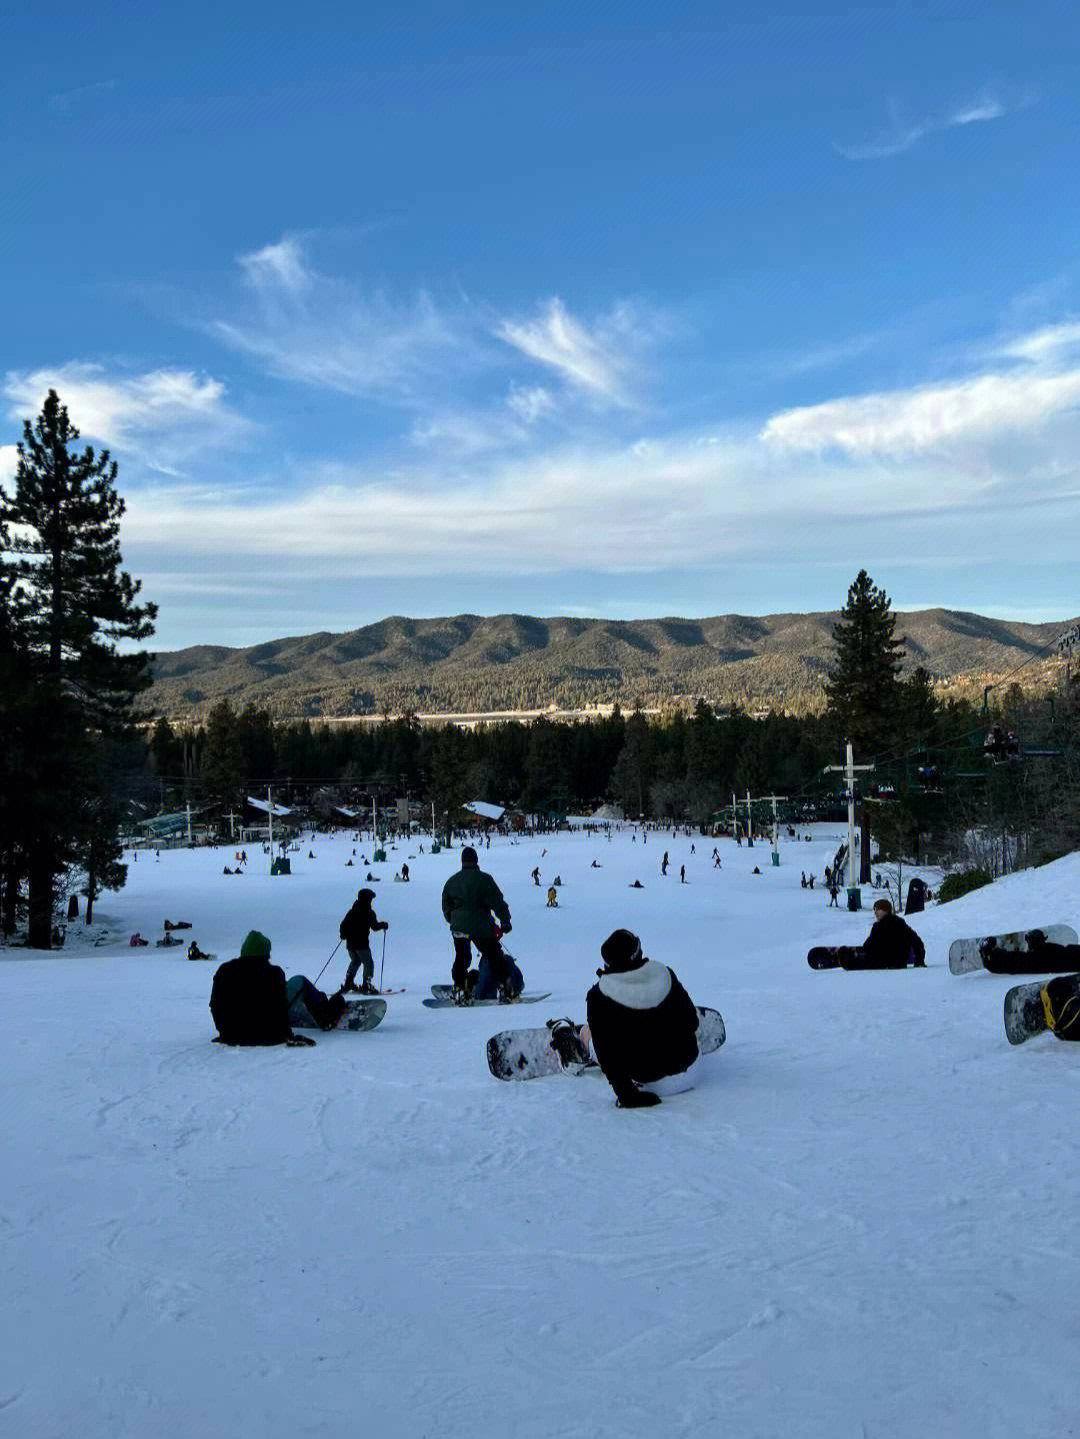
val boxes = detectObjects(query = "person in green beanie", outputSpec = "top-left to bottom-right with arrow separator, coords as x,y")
209,930 -> 344,1045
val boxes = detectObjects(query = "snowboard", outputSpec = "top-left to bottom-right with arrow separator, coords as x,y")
808,946 -> 862,970
291,996 -> 386,1032
487,1006 -> 726,1081
948,924 -> 1078,976
423,992 -> 551,1010
1005,972 -> 1080,1044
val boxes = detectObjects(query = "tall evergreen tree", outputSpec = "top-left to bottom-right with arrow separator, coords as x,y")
824,571 -> 906,884
0,391 -> 156,946
824,571 -> 906,753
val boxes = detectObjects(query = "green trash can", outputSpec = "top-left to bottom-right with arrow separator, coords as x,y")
771,851 -> 780,867
373,848 -> 387,863
846,887 -> 861,911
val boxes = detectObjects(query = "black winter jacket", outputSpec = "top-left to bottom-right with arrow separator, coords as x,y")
862,913 -> 925,968
210,955 -> 293,1045
586,960 -> 699,1104
340,894 -> 386,948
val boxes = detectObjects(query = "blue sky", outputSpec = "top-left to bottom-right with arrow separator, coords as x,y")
4,0 -> 1080,649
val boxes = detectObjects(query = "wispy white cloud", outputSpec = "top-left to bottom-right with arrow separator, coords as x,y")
495,298 -> 639,404
761,370 -> 1080,453
50,79 -> 117,114
506,383 -> 556,424
239,236 -> 312,295
212,235 -> 465,399
836,91 -> 1015,161
762,316 -> 1080,454
3,364 -> 249,475
0,444 -> 18,484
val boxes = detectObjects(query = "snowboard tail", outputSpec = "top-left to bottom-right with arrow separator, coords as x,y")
487,1006 -> 725,1081
949,924 -> 1078,976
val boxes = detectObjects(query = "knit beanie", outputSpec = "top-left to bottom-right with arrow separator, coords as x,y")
600,928 -> 644,972
239,929 -> 271,959
461,847 -> 479,866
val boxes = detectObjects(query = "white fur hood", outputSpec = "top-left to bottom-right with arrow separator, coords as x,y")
596,959 -> 672,1010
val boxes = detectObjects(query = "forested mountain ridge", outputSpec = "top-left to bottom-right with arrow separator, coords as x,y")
146,608 -> 1077,721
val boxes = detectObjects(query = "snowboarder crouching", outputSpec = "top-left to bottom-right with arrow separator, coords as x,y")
546,885 -> 559,908
209,931 -> 345,1046
441,847 -> 521,1003
339,888 -> 389,994
553,929 -> 700,1109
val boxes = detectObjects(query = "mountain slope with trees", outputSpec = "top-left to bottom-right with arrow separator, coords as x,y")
146,608 -> 1076,721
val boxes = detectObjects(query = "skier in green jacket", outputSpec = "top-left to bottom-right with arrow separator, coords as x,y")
440,846 -> 521,1002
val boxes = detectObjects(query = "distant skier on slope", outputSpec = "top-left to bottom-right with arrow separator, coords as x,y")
209,931 -> 344,1046
440,847 -> 520,1003
339,888 -> 389,994
549,929 -> 700,1110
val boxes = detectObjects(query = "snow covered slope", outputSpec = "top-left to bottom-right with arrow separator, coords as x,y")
2,828 -> 1078,1438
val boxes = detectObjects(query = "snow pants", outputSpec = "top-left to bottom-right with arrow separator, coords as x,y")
344,943 -> 374,988
285,976 -> 337,1028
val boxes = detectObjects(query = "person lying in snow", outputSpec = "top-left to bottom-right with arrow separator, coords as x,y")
548,929 -> 700,1109
980,928 -> 1080,975
209,930 -> 345,1046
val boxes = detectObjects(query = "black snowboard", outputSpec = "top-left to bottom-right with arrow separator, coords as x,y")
808,946 -> 862,970
1004,972 -> 1080,1044
423,992 -> 551,1009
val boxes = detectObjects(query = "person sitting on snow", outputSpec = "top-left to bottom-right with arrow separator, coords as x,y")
548,929 -> 700,1109
847,898 -> 925,969
187,940 -> 211,961
209,931 -> 345,1046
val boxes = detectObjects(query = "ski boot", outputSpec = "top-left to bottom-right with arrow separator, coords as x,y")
547,1017 -> 590,1070
360,979 -> 379,995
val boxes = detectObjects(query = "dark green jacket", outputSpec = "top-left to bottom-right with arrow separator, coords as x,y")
441,865 -> 511,940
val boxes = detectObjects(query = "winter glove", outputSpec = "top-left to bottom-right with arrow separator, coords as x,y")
286,1034 -> 317,1048
616,1087 -> 661,1109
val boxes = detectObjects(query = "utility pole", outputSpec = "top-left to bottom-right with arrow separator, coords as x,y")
186,800 -> 192,845
745,791 -> 753,847
267,784 -> 273,865
825,741 -> 875,908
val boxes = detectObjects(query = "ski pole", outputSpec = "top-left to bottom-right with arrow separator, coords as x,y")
379,929 -> 387,991
314,938 -> 343,988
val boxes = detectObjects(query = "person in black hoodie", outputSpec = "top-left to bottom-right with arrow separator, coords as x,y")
578,928 -> 700,1108
842,898 -> 925,969
339,888 -> 389,993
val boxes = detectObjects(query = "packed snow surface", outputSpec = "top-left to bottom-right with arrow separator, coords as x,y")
3,827 -> 1079,1438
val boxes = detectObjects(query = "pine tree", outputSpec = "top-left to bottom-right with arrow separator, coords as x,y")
824,571 -> 906,885
824,571 -> 906,754
0,391 -> 156,946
